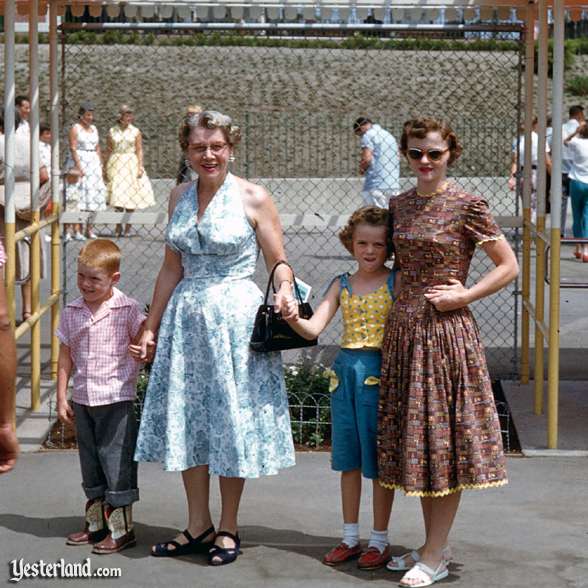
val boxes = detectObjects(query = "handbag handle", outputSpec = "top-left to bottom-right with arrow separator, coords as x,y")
262,260 -> 305,306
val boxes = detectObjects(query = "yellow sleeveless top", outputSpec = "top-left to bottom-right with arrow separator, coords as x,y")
339,271 -> 396,350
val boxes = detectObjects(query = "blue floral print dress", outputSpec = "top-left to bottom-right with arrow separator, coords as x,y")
135,173 -> 296,477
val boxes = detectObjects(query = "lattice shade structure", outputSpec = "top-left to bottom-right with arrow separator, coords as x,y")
2,0 -> 588,17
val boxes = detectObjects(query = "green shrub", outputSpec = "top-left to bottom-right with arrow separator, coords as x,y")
534,39 -> 575,77
133,358 -> 333,448
567,75 -> 588,97
284,361 -> 331,448
568,37 -> 588,55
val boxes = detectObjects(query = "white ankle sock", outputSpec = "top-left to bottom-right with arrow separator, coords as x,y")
342,523 -> 360,548
368,529 -> 388,553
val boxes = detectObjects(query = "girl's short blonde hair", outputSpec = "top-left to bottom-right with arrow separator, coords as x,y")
179,110 -> 241,152
339,206 -> 392,258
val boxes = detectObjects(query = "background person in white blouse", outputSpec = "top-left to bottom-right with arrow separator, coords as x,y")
564,122 -> 588,261
508,116 -> 551,224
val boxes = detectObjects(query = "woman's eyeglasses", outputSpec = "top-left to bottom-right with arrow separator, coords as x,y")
190,143 -> 228,155
406,147 -> 449,162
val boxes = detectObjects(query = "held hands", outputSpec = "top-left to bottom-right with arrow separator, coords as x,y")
424,279 -> 470,312
274,282 -> 299,321
508,175 -> 516,191
129,329 -> 156,363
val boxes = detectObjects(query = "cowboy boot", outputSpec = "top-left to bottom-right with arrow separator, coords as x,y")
92,504 -> 136,555
66,498 -> 108,546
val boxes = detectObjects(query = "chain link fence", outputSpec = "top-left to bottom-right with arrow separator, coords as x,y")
46,23 -> 524,446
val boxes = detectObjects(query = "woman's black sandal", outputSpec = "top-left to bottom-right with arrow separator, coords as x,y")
207,531 -> 241,566
151,526 -> 215,557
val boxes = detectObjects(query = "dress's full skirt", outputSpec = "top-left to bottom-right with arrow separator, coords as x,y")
378,305 -> 508,496
135,277 -> 295,477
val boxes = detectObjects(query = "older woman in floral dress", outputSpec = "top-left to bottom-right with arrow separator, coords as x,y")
132,111 -> 297,566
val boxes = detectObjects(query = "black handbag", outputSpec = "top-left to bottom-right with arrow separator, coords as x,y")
250,261 -> 318,352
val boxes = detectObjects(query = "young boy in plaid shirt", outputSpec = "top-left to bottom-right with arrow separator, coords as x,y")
56,239 -> 145,554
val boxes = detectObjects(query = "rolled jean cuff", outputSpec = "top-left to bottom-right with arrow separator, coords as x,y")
83,483 -> 107,501
105,488 -> 139,508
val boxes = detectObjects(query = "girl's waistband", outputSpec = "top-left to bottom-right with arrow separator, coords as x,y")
338,347 -> 381,357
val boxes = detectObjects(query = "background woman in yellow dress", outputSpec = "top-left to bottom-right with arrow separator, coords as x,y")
104,105 -> 155,237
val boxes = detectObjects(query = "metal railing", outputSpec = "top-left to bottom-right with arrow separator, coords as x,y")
3,0 -> 61,415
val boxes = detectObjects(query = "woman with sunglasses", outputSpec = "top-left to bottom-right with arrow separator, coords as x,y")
378,118 -> 519,587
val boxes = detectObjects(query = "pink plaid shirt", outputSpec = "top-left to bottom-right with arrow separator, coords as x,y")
0,242 -> 5,267
56,287 -> 145,407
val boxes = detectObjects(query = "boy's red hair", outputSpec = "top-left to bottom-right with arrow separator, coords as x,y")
78,239 -> 121,275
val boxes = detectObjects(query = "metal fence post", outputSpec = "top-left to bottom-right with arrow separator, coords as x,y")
520,6 -> 535,385
547,0 -> 565,449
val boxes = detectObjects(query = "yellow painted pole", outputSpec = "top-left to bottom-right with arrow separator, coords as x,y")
4,226 -> 16,326
534,218 -> 546,413
534,0 -> 548,415
547,0 -> 565,449
49,0 -> 61,380
520,5 -> 535,385
29,0 -> 41,411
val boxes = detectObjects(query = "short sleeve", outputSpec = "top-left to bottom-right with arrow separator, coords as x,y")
463,197 -> 504,247
569,138 -> 580,159
127,301 -> 146,340
361,132 -> 375,151
56,309 -> 71,346
39,145 -> 50,169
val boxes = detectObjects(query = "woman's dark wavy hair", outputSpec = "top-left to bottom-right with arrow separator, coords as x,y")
400,117 -> 463,165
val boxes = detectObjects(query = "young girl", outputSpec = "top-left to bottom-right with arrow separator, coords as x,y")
286,206 -> 397,570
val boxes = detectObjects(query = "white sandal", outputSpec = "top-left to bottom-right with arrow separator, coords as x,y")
387,550 -> 420,571
399,561 -> 449,587
387,547 -> 452,572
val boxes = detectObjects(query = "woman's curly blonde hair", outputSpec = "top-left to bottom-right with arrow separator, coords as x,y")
179,110 -> 241,152
339,206 -> 392,258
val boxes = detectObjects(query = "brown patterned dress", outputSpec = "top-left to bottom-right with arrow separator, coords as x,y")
378,183 -> 508,497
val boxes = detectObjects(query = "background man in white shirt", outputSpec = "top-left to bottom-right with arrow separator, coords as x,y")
353,117 -> 400,209
14,95 -> 30,138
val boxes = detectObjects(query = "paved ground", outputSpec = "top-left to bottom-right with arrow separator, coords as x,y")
503,380 -> 588,453
8,175 -> 587,587
1,452 -> 587,588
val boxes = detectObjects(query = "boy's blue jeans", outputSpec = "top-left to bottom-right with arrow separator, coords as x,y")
570,179 -> 588,239
330,349 -> 381,480
73,400 -> 139,507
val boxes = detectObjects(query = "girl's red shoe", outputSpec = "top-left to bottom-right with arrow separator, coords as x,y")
322,542 -> 362,566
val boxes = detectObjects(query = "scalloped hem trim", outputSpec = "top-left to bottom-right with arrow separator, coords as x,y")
378,478 -> 508,497
476,234 -> 505,247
